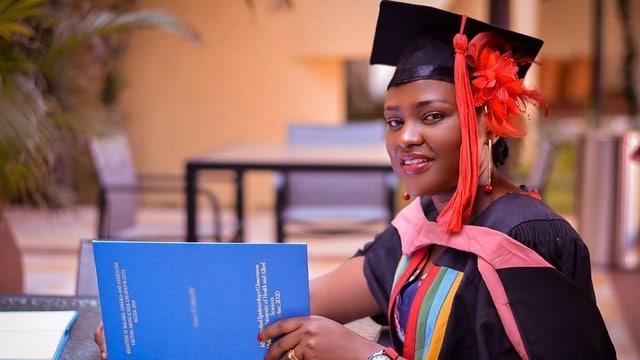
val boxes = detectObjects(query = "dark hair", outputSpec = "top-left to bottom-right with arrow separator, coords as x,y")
493,137 -> 509,167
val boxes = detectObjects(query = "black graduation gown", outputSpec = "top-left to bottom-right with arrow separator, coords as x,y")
356,193 -> 616,359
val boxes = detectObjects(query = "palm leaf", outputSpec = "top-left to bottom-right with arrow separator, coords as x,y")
0,1 -> 199,206
46,9 -> 199,60
0,0 -> 46,40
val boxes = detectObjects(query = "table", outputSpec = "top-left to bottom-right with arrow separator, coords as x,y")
0,296 -> 387,358
0,294 -> 102,359
185,143 -> 393,242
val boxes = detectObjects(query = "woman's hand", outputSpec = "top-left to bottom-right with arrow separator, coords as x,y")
259,315 -> 383,360
94,322 -> 107,359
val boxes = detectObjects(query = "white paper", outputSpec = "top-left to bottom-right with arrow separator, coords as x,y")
0,311 -> 78,360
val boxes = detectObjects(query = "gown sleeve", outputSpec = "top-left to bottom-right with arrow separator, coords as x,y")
474,192 -> 597,300
508,218 -> 596,300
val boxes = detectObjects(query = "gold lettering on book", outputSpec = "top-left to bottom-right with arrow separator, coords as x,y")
255,261 -> 286,349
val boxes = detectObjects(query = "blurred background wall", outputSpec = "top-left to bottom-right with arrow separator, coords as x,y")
115,0 -> 633,211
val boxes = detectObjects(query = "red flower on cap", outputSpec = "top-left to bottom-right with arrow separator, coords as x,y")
438,29 -> 548,234
466,32 -> 548,138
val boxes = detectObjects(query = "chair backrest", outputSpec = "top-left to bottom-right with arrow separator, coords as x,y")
284,120 -> 392,210
88,134 -> 139,236
287,121 -> 386,146
76,239 -> 98,297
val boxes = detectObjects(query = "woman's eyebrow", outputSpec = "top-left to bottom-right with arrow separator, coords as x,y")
384,99 -> 449,112
415,99 -> 449,108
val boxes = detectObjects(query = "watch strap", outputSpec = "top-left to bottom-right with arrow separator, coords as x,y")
383,347 -> 400,359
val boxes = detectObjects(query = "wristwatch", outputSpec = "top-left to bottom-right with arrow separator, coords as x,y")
368,347 -> 400,360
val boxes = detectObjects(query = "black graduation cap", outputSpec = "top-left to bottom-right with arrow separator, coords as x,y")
370,0 -> 544,87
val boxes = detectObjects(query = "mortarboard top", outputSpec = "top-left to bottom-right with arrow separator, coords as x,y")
370,0 -> 544,86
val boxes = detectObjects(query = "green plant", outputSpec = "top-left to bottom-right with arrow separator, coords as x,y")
0,0 -> 198,206
0,0 -> 52,206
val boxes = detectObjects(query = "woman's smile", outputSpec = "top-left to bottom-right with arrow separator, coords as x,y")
400,153 -> 433,175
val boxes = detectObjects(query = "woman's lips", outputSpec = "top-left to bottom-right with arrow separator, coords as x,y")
400,155 -> 432,175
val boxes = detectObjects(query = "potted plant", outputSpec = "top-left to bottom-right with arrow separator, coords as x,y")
0,0 -> 198,293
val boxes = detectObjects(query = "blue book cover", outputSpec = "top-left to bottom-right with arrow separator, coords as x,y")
93,241 -> 310,359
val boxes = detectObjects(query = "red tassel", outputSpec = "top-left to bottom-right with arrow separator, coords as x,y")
437,15 -> 479,234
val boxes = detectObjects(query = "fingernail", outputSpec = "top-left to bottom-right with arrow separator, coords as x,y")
257,332 -> 263,342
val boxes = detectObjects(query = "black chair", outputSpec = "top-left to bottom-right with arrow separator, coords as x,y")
88,133 -> 227,241
275,121 -> 397,243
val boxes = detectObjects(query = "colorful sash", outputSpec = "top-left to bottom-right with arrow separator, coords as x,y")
390,251 -> 464,360
389,198 -> 553,360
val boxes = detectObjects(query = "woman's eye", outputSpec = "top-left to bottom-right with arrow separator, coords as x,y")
386,118 -> 403,127
422,112 -> 445,123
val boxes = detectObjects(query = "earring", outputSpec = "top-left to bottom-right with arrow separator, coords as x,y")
402,192 -> 411,201
483,139 -> 493,194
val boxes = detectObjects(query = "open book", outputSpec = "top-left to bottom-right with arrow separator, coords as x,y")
0,310 -> 78,360
93,241 -> 310,359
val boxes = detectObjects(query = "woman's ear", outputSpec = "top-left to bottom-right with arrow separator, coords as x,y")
478,108 -> 492,140
478,106 -> 500,145
486,131 -> 499,146
479,119 -> 499,145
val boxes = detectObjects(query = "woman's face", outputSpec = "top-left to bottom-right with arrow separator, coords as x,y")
384,79 -> 461,197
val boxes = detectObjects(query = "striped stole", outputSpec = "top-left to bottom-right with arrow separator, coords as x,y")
388,248 -> 463,360
388,198 -> 553,360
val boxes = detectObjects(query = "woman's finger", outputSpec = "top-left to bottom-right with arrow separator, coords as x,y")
284,347 -> 302,360
259,317 -> 306,360
259,316 -> 303,342
94,323 -> 107,359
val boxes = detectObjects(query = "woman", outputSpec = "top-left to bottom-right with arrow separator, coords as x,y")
258,1 -> 616,360
96,1 -> 615,359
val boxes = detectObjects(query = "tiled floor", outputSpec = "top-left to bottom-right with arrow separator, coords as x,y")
4,205 -> 639,359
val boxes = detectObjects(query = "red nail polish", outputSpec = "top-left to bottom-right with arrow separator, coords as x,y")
257,333 -> 263,342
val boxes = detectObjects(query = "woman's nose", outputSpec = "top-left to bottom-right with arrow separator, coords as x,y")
398,121 -> 423,148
